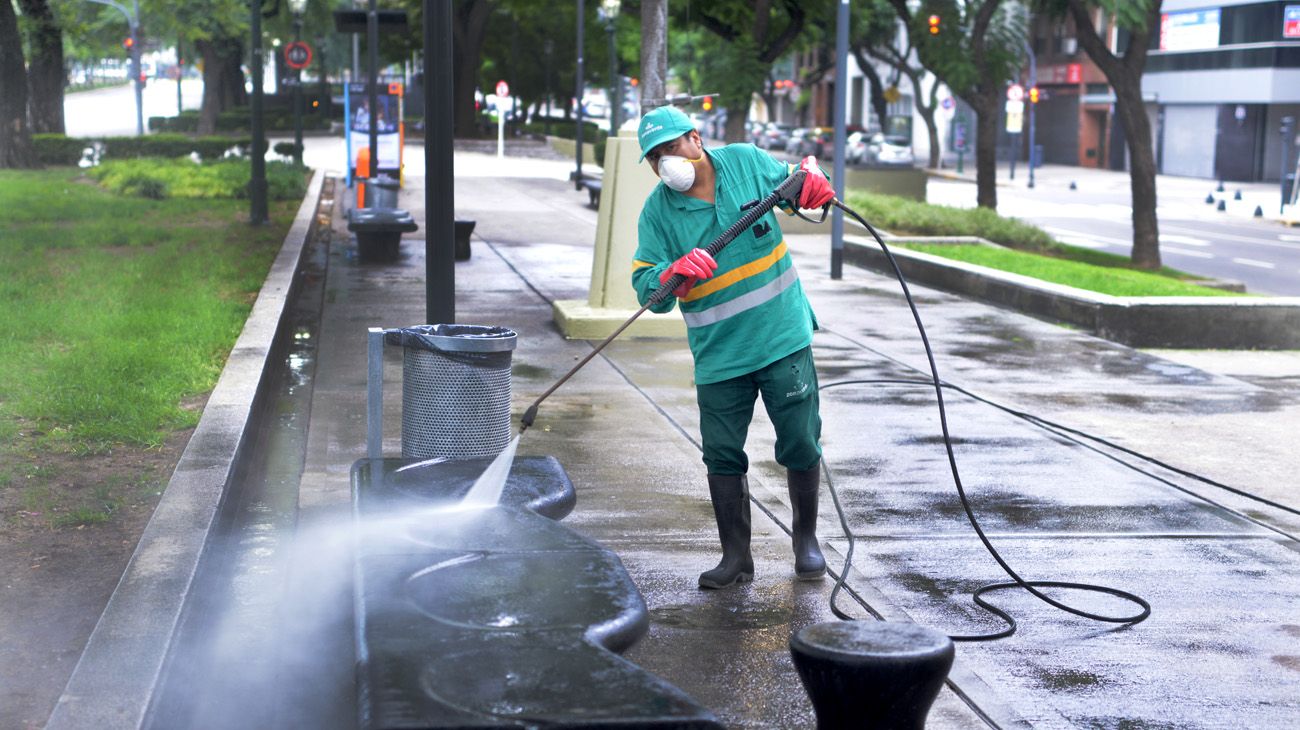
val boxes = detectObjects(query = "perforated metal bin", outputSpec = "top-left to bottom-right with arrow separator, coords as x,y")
367,325 -> 518,460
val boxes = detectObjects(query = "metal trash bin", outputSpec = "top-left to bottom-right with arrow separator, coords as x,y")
377,324 -> 517,460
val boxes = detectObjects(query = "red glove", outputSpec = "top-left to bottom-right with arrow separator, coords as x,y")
798,156 -> 835,209
659,248 -> 718,298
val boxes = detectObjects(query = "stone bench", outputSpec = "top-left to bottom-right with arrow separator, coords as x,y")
350,455 -> 721,728
348,207 -> 419,263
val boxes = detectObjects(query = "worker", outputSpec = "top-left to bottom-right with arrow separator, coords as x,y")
631,105 -> 836,589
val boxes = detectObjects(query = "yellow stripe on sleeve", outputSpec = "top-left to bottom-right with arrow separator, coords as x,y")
681,241 -> 787,302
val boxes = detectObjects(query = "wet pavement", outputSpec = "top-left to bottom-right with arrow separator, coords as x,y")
151,139 -> 1300,728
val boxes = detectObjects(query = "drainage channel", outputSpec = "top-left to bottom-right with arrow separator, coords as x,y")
144,184 -> 335,728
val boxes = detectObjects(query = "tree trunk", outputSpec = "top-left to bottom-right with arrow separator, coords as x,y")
452,0 -> 493,138
724,105 -> 748,142
17,0 -> 65,135
0,0 -> 37,168
852,50 -> 889,131
969,92 -> 999,209
1115,80 -> 1160,268
197,38 -> 243,135
920,105 -> 940,169
640,0 -> 668,115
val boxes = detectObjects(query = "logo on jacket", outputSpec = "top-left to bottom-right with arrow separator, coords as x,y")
751,221 -> 772,239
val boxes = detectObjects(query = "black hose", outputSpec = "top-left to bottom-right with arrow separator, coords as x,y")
823,199 -> 1151,641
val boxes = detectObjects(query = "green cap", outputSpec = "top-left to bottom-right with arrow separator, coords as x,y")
637,106 -> 695,162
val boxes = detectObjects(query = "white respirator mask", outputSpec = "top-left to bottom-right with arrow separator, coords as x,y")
658,153 -> 703,192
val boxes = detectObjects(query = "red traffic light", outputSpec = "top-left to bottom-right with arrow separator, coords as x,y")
702,95 -> 713,111
1029,86 -> 1040,103
123,37 -> 135,49
629,77 -> 638,87
928,15 -> 941,35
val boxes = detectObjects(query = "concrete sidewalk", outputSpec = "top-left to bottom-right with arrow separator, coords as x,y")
306,148 -> 1300,727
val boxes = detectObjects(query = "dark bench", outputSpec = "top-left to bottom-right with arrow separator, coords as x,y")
351,455 -> 722,729
579,177 -> 603,209
348,207 -> 419,263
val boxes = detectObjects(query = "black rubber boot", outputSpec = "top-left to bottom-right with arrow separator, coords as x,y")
699,474 -> 754,589
788,466 -> 827,580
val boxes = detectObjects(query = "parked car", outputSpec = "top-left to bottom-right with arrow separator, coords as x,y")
793,127 -> 833,158
757,122 -> 794,151
845,131 -> 870,164
863,133 -> 915,167
784,127 -> 809,155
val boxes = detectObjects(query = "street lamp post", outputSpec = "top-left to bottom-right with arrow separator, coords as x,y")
289,0 -> 307,166
574,0 -> 585,189
598,0 -> 620,136
248,0 -> 269,224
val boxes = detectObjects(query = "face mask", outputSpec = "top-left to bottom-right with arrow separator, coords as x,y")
658,153 -> 702,192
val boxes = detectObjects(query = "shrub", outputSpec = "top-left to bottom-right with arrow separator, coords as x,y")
273,141 -> 303,159
33,134 -> 91,166
88,158 -> 306,201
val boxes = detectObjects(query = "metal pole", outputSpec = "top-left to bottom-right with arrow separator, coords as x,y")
367,0 -> 379,188
249,0 -> 269,224
176,36 -> 183,116
293,18 -> 304,166
425,0 -> 455,324
1026,40 -> 1037,189
607,20 -> 619,136
574,0 -> 585,188
132,0 -> 143,135
830,0 -> 848,280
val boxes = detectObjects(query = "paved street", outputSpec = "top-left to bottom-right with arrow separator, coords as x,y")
64,79 -> 203,138
925,164 -> 1300,296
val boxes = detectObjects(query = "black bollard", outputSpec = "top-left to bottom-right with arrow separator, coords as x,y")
1069,181 -> 1077,191
1254,205 -> 1264,218
1234,189 -> 1243,201
1205,193 -> 1215,204
790,621 -> 954,730
1217,199 -> 1227,211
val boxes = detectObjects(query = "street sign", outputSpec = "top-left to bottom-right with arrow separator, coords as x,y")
1007,84 -> 1024,102
285,41 -> 312,70
1285,5 -> 1300,38
496,80 -> 509,97
1005,100 -> 1025,133
941,97 -> 954,110
883,86 -> 901,103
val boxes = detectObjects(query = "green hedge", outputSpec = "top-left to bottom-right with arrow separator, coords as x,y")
33,134 -> 90,165
149,107 -> 331,134
33,134 -> 252,164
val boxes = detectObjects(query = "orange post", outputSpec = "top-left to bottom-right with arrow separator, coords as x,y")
356,146 -> 371,208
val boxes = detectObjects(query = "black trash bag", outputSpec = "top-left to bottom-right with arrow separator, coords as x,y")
384,324 -> 517,367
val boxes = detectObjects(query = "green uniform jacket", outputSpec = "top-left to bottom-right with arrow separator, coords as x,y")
631,144 -> 818,385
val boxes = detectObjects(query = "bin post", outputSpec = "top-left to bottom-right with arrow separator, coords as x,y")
367,327 -> 385,460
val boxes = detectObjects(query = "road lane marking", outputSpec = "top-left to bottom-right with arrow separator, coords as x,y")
1232,257 -> 1276,269
1164,224 -> 1298,249
1160,234 -> 1211,246
1163,247 -> 1214,258
1281,235 -> 1300,242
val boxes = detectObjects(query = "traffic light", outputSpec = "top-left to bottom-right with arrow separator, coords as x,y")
629,77 -> 638,87
1029,86 -> 1040,104
123,37 -> 135,51
702,95 -> 713,112
928,14 -> 941,35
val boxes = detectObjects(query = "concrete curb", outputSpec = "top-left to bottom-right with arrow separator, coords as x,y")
842,237 -> 1300,349
45,171 -> 327,730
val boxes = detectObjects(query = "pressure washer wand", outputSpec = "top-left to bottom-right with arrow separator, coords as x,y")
519,169 -> 808,433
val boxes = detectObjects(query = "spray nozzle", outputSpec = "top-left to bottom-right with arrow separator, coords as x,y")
519,404 -> 539,434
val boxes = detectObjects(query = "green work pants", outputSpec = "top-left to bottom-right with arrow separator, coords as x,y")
696,346 -> 822,476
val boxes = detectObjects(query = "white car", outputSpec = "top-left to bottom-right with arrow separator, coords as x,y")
864,133 -> 915,167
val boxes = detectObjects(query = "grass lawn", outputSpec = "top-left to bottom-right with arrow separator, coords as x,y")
895,243 -> 1242,298
0,166 -> 299,526
843,190 -> 1242,297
